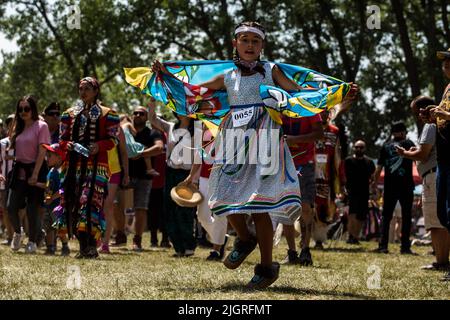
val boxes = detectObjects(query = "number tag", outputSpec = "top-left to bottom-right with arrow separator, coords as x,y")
316,154 -> 328,164
232,107 -> 254,128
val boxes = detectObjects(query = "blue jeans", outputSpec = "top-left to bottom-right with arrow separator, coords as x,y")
436,163 -> 450,232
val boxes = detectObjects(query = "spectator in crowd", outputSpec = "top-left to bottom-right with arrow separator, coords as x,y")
56,77 -> 120,258
431,49 -> 450,280
120,106 -> 163,251
42,102 -> 61,144
100,124 -> 129,254
281,113 -> 323,265
0,115 -> 15,246
373,122 -> 416,254
148,99 -> 196,257
147,124 -> 170,248
183,122 -> 228,261
313,110 -> 345,249
41,143 -> 70,256
397,95 -> 449,270
7,95 -> 50,253
344,140 -> 375,244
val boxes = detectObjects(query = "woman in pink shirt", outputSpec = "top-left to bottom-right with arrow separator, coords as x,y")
6,95 -> 50,253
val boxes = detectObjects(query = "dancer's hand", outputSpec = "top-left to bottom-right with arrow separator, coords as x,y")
89,143 -> 99,155
151,60 -> 170,75
67,142 -> 74,151
343,83 -> 359,104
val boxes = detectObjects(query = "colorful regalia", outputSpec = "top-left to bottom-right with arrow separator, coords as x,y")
125,60 -> 352,223
54,102 -> 120,240
314,123 -> 344,223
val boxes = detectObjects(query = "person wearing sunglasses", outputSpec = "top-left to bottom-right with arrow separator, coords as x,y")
7,95 -> 50,253
43,102 -> 61,144
55,77 -> 120,259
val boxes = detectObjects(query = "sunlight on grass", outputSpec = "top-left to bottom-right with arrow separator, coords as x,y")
0,235 -> 449,300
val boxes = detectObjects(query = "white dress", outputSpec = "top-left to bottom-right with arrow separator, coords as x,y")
208,63 -> 301,224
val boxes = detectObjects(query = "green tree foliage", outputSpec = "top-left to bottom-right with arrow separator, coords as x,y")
0,0 -> 448,157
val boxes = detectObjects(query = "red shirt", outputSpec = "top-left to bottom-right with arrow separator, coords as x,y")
282,115 -> 321,166
151,130 -> 167,189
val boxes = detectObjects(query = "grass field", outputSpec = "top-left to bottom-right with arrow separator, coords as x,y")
0,235 -> 448,300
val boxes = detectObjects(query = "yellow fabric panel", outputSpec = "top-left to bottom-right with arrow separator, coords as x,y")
107,145 -> 121,174
124,67 -> 153,91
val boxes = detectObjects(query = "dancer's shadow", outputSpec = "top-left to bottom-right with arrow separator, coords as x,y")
321,247 -> 366,253
175,282 -> 374,299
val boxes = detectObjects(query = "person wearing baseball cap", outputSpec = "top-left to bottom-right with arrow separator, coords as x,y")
41,143 -> 70,256
42,143 -> 66,162
372,121 -> 416,255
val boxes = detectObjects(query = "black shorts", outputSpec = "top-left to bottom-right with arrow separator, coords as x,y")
348,193 -> 369,221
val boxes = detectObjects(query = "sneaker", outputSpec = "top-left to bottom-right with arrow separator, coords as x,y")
206,250 -> 222,261
160,240 -> 171,248
132,235 -> 143,252
421,262 -> 450,271
45,245 -> 56,255
299,248 -> 313,266
11,232 -> 22,251
223,236 -> 257,270
246,262 -> 280,289
111,231 -> 127,247
1,238 -> 11,246
25,242 -> 37,254
61,244 -> 71,256
400,248 -> 418,255
373,247 -> 389,254
184,249 -> 195,257
281,249 -> 300,265
99,243 -> 111,254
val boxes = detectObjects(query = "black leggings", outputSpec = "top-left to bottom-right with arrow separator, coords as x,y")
7,180 -> 43,242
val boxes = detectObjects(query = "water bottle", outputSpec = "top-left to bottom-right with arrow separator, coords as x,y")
73,143 -> 90,157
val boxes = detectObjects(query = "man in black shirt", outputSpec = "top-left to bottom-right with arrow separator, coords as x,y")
373,122 -> 415,254
114,106 -> 163,251
344,140 -> 375,244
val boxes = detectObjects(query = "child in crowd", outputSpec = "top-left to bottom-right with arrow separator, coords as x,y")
42,143 -> 70,256
120,114 -> 159,176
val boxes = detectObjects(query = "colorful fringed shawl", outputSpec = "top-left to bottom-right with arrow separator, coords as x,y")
54,103 -> 120,240
124,60 -> 351,130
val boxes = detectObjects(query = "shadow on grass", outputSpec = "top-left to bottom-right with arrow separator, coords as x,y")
321,247 -> 367,253
172,282 -> 375,299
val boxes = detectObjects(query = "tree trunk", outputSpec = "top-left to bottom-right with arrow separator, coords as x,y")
391,0 -> 421,98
